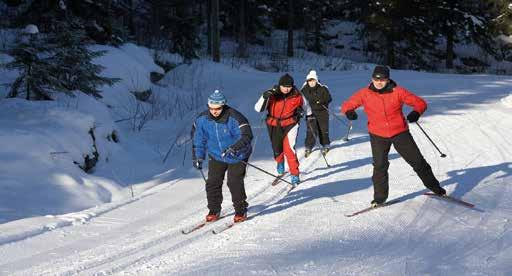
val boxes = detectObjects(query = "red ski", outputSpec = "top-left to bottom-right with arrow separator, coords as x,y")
181,214 -> 228,234
424,192 -> 475,208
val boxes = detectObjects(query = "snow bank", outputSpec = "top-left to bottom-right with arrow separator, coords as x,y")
0,43 -> 165,229
0,98 -> 125,224
90,43 -> 163,118
500,93 -> 512,108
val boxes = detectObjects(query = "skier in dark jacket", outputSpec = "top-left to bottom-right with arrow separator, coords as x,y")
301,70 -> 332,157
254,74 -> 312,186
192,90 -> 253,223
341,65 -> 446,207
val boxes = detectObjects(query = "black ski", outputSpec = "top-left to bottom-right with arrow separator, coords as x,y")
424,192 -> 475,208
271,173 -> 288,186
345,199 -> 401,217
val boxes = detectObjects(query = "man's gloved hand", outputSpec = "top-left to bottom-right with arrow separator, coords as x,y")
407,111 -> 420,123
221,147 -> 237,158
345,110 -> 358,120
193,159 -> 203,170
262,89 -> 277,99
306,115 -> 316,121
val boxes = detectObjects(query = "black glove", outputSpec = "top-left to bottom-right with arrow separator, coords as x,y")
407,111 -> 420,123
221,147 -> 236,158
345,110 -> 358,120
262,89 -> 277,99
193,159 -> 203,170
306,115 -> 315,121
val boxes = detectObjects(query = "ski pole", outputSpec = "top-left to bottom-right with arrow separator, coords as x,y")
321,105 -> 352,141
305,116 -> 330,167
343,120 -> 353,142
415,122 -> 447,158
321,105 -> 348,127
239,160 -> 293,185
199,168 -> 208,184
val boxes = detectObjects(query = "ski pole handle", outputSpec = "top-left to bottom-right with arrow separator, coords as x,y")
199,168 -> 208,184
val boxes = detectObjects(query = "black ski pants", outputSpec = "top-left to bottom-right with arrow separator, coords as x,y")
206,157 -> 248,214
305,110 -> 330,149
370,130 -> 444,202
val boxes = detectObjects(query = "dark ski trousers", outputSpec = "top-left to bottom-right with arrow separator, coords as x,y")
305,110 -> 330,149
206,157 -> 248,214
267,123 -> 300,176
370,130 -> 444,202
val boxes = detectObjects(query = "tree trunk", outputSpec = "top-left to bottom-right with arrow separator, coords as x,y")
446,24 -> 454,69
314,16 -> 321,54
386,36 -> 395,68
26,64 -> 31,100
211,0 -> 220,62
127,0 -> 136,38
237,0 -> 247,58
287,0 -> 294,57
207,0 -> 212,55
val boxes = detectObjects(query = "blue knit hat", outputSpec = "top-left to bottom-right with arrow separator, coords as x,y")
208,90 -> 226,105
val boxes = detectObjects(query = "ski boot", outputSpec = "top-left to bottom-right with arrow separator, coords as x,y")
206,210 -> 221,222
321,146 -> 330,156
291,175 -> 300,187
234,211 -> 247,223
276,162 -> 285,175
370,199 -> 386,208
433,186 -> 447,196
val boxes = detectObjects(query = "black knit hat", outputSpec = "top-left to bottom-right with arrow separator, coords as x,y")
372,65 -> 390,80
279,73 -> 294,87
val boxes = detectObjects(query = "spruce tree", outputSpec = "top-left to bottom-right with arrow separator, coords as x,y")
47,19 -> 119,99
3,25 -> 60,100
430,0 -> 500,69
355,0 -> 438,69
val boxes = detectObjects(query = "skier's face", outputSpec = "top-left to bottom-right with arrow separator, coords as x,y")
208,104 -> 224,117
307,79 -> 317,87
280,85 -> 293,94
371,78 -> 389,90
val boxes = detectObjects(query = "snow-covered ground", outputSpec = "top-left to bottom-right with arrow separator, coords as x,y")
1,47 -> 512,274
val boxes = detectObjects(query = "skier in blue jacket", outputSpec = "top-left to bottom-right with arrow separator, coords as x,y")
192,90 -> 253,223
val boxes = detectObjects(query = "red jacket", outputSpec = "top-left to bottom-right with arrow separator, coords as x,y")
255,86 -> 311,127
341,81 -> 427,138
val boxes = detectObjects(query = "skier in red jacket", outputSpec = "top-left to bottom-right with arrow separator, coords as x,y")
255,74 -> 312,186
341,65 -> 446,206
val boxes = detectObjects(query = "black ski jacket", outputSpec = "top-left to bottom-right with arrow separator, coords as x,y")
301,83 -> 332,112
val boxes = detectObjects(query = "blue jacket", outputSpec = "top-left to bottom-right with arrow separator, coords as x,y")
192,106 -> 253,164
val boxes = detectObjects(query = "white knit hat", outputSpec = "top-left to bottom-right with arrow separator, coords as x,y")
306,70 -> 318,80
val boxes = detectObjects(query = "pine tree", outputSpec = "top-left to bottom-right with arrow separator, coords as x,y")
3,26 -> 61,100
47,19 -> 119,99
303,0 -> 330,54
430,0 -> 500,69
143,1 -> 200,62
355,0 -> 438,69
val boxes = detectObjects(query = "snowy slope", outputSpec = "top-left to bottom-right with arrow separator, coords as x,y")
1,67 -> 511,275
0,43 -> 169,229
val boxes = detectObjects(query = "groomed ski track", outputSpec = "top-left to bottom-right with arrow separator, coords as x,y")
0,71 -> 511,275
